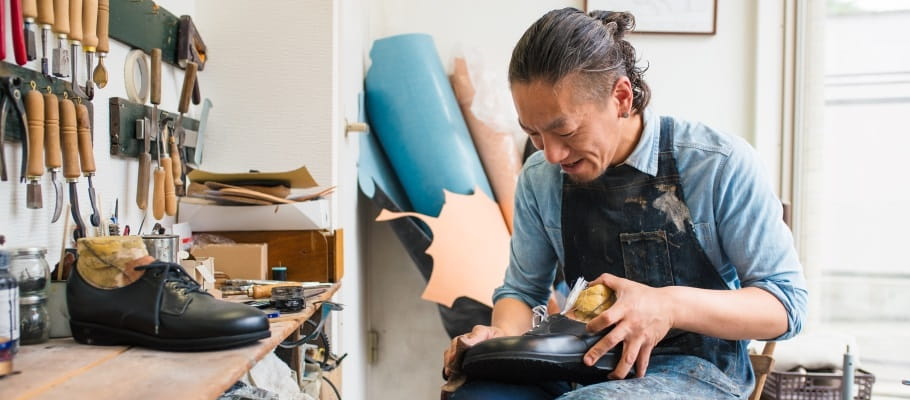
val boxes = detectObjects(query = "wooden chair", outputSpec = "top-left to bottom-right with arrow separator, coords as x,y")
749,342 -> 777,400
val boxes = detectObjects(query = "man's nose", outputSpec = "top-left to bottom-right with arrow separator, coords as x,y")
541,135 -> 568,164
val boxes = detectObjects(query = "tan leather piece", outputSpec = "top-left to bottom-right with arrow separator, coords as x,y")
76,236 -> 152,289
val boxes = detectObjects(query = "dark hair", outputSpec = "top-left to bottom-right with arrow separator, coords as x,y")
508,8 -> 651,113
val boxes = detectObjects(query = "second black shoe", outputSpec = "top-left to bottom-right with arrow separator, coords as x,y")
68,261 -> 271,351
461,314 -> 619,384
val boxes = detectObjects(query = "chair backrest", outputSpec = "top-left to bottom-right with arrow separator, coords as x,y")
749,341 -> 777,400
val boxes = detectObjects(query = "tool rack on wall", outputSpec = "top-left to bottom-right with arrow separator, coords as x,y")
0,62 -> 94,143
107,0 -> 203,162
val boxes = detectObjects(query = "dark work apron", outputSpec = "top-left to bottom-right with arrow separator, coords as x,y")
560,116 -> 750,383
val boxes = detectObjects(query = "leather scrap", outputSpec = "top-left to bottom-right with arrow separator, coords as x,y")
76,236 -> 151,289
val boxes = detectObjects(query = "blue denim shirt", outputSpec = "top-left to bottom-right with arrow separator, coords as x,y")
493,109 -> 808,340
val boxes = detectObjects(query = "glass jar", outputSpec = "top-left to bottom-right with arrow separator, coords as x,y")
9,247 -> 50,297
0,250 -> 20,375
19,296 -> 49,345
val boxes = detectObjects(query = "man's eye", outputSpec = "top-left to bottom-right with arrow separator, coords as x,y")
559,131 -> 575,138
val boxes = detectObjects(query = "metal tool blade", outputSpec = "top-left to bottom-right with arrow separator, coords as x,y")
88,176 -> 100,226
51,171 -> 63,222
26,181 -> 42,208
69,182 -> 86,239
192,98 -> 212,167
52,37 -> 69,77
25,25 -> 37,61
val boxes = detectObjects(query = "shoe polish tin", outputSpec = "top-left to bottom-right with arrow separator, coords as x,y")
142,235 -> 180,263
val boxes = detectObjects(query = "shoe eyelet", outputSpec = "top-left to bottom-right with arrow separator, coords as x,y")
154,272 -> 161,278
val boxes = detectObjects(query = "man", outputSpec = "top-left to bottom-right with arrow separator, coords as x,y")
444,8 -> 807,399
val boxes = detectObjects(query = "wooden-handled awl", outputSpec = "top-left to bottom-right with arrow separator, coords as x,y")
25,88 -> 45,209
92,0 -> 108,88
52,0 -> 70,78
22,0 -> 39,62
172,61 -> 197,195
76,103 -> 100,226
36,0 -> 54,76
81,0 -> 97,98
60,98 -> 85,239
44,92 -> 64,222
150,48 -> 165,220
162,126 -> 176,216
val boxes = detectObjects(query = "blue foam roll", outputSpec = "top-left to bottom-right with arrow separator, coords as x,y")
366,33 -> 493,217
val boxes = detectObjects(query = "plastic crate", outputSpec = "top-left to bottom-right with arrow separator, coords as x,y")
762,368 -> 875,400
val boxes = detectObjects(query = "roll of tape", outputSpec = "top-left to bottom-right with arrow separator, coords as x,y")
124,49 -> 150,104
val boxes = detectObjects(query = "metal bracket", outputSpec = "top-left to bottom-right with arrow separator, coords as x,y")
108,97 -> 198,158
0,61 -> 93,143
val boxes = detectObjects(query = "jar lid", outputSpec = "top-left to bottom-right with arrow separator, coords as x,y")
11,247 -> 48,256
19,295 -> 47,305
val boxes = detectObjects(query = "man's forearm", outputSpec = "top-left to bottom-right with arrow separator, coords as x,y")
491,297 -> 534,336
665,286 -> 788,340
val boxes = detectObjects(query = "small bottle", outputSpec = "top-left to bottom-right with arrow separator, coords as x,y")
842,345 -> 855,400
0,250 -> 19,376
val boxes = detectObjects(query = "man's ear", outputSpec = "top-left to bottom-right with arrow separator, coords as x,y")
611,76 -> 634,116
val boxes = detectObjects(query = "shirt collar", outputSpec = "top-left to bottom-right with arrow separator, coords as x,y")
619,108 -> 661,177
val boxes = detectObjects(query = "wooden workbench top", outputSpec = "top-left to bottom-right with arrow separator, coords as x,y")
1,283 -> 339,400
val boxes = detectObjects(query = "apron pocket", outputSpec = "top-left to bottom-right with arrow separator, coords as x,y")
619,230 -> 676,287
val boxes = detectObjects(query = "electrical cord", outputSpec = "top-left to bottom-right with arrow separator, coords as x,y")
278,301 -> 344,348
322,375 -> 341,400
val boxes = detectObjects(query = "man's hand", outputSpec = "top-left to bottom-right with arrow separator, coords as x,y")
443,325 -> 507,379
583,273 -> 675,379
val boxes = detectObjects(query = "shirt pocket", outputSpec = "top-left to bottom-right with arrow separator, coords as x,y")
619,230 -> 676,287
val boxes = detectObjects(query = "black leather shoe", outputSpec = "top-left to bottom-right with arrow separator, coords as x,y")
68,261 -> 271,351
461,314 -> 619,384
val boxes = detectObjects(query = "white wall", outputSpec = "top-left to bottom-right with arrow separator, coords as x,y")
1,0 -> 196,263
365,1 -> 767,398
194,1 -> 367,398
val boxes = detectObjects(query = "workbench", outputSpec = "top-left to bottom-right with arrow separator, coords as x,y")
0,284 -> 340,400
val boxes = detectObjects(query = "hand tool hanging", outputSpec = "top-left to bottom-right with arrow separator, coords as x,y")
43,90 -> 64,222
81,0 -> 97,99
76,102 -> 99,226
52,0 -> 70,78
92,0 -> 107,88
22,0 -> 39,62
150,48 -> 164,220
25,83 -> 44,209
67,0 -> 87,98
161,125 -> 176,216
10,0 -> 30,65
172,61 -> 197,197
36,0 -> 54,76
0,77 -> 30,183
60,98 -> 85,239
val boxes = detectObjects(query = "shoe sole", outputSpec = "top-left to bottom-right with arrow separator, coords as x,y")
70,320 -> 272,351
463,349 -> 619,384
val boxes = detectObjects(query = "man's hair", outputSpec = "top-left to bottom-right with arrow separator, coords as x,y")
508,7 -> 651,113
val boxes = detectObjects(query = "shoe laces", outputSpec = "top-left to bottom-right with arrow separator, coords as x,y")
135,261 -> 205,335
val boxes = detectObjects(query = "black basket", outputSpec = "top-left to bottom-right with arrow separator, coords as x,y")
762,368 -> 875,400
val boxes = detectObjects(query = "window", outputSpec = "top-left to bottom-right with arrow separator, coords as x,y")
798,1 -> 910,397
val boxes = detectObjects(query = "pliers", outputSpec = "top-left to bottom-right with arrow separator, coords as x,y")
0,76 -> 30,182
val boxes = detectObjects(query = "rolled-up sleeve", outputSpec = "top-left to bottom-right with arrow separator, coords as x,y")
714,138 -> 808,340
492,160 -> 559,308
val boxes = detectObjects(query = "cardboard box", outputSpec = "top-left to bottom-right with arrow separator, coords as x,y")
182,257 -> 219,294
190,243 -> 269,280
197,230 -> 343,283
177,198 -> 330,232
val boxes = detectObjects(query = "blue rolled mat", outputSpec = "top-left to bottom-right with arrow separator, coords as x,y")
365,33 -> 493,218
